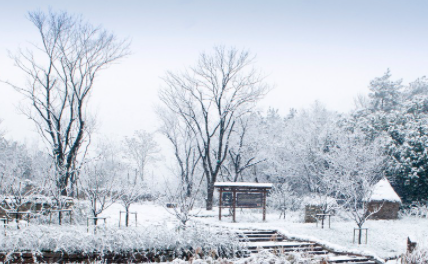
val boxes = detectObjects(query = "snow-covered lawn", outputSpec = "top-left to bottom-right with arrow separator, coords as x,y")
98,202 -> 177,227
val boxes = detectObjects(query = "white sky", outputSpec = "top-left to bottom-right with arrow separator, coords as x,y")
1,0 -> 428,144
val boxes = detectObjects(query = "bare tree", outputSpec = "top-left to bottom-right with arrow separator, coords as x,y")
158,108 -> 201,197
159,46 -> 270,210
164,178 -> 202,227
79,141 -> 124,225
123,130 -> 159,182
330,131 -> 386,244
117,170 -> 147,227
6,10 -> 129,196
270,181 -> 301,219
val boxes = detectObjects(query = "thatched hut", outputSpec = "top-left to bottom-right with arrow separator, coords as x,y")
367,178 -> 401,220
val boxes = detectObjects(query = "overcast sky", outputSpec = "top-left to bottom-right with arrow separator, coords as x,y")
1,0 -> 428,143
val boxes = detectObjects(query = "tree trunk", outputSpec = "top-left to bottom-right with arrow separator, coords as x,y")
59,177 -> 68,197
186,182 -> 193,198
358,228 -> 362,244
357,224 -> 363,244
125,207 -> 129,227
93,202 -> 97,226
206,182 -> 214,210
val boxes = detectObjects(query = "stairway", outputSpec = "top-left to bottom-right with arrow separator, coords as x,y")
237,229 -> 377,264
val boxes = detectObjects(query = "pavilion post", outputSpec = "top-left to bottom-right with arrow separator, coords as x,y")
263,190 -> 267,221
219,189 -> 223,221
232,189 -> 236,223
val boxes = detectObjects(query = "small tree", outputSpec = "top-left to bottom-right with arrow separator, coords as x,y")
341,174 -> 383,244
118,170 -> 147,227
270,181 -> 301,219
333,132 -> 386,244
164,178 -> 201,228
80,142 -> 123,225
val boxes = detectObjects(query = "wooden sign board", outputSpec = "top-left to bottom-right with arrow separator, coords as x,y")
237,193 -> 263,208
221,192 -> 233,207
221,192 -> 264,208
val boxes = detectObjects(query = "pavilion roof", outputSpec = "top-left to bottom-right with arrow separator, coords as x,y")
214,182 -> 273,189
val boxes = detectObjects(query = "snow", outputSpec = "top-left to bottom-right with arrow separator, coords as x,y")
214,182 -> 273,188
370,178 -> 402,203
95,202 -> 427,260
303,196 -> 338,206
99,202 -> 176,226
2,200 -> 426,262
173,250 -> 326,264
195,206 -> 428,260
0,202 -> 244,256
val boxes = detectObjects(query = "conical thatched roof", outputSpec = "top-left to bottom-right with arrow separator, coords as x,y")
370,178 -> 402,204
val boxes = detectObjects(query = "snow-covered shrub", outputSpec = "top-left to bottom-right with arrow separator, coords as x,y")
0,223 -> 244,258
400,202 -> 428,218
403,246 -> 428,263
172,250 -> 320,264
241,250 -> 319,264
402,238 -> 428,264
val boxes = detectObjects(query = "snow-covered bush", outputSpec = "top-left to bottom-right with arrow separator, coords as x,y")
173,250 -> 320,264
403,245 -> 428,263
0,223 -> 244,258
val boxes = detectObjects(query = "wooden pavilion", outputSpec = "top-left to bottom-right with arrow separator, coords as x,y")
214,182 -> 273,222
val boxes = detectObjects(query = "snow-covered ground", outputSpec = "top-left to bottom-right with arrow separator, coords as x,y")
98,202 -> 177,227
194,207 -> 428,260
94,201 -> 428,261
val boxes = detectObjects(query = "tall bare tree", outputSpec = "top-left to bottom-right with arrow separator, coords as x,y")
159,46 -> 270,210
6,11 -> 129,196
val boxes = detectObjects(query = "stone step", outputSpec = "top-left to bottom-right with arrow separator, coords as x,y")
241,235 -> 285,238
342,262 -> 376,264
240,236 -> 285,242
332,261 -> 376,264
326,256 -> 375,263
249,249 -> 329,255
239,233 -> 280,236
237,229 -> 376,264
240,230 -> 277,235
259,244 -> 322,250
299,258 -> 376,264
247,241 -> 316,249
